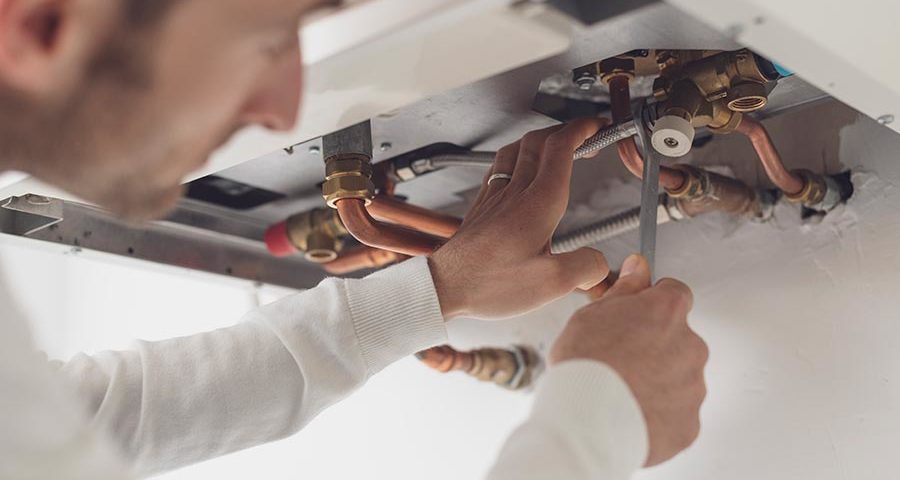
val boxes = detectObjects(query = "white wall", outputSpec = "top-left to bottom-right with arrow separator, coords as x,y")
6,102 -> 900,479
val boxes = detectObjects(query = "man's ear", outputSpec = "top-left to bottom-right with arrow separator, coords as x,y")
0,0 -> 74,94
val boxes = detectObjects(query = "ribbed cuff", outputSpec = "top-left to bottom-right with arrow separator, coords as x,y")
532,360 -> 648,476
344,257 -> 448,374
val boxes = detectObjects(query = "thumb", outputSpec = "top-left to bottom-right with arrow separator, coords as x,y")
605,254 -> 652,297
550,247 -> 610,291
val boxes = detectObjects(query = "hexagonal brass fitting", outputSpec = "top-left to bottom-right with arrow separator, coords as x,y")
784,169 -> 828,206
665,164 -> 707,199
322,154 -> 376,208
284,208 -> 349,263
598,57 -> 636,84
707,102 -> 743,133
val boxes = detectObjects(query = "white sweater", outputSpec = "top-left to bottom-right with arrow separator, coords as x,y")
0,257 -> 647,479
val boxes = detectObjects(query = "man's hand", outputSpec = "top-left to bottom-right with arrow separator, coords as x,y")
550,255 -> 709,467
429,119 -> 611,319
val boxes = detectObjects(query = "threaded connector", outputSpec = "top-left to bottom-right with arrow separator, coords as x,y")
665,164 -> 707,199
784,169 -> 827,206
416,345 -> 538,390
322,154 -> 376,208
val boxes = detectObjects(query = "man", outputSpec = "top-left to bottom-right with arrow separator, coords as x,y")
0,0 -> 709,478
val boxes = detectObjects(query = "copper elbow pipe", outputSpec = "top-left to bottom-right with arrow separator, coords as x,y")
735,117 -> 805,196
607,75 -> 687,192
323,246 -> 407,275
335,199 -> 442,257
367,195 -> 462,240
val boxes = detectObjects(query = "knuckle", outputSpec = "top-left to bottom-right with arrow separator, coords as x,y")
686,418 -> 702,445
544,130 -> 571,149
497,143 -> 517,158
694,334 -> 710,364
521,131 -> 547,146
645,293 -> 677,322
655,287 -> 691,316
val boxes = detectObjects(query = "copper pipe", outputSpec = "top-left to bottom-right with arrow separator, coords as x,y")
335,199 -> 442,257
417,345 -> 476,373
368,195 -> 462,240
671,166 -> 762,218
416,345 -> 536,390
323,246 -> 407,275
607,75 -> 687,192
735,117 -> 805,196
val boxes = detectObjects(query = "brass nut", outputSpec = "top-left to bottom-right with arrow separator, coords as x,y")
665,164 -> 706,199
322,154 -> 376,208
322,175 -> 375,208
325,155 -> 373,179
785,169 -> 827,205
598,57 -> 636,84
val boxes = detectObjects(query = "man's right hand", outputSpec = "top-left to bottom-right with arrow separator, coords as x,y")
549,254 -> 708,467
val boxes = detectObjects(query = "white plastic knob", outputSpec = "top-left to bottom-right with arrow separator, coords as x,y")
651,115 -> 695,158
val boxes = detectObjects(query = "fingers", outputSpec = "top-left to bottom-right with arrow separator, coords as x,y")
532,117 -> 611,196
509,124 -> 565,191
605,254 -> 652,297
478,141 -> 520,201
652,277 -> 695,315
550,247 -> 610,292
583,276 -> 615,300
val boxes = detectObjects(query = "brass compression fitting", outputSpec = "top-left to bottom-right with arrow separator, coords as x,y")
322,154 -> 376,208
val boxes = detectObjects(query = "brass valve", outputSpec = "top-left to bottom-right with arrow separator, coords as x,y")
322,154 -> 376,208
281,208 -> 349,263
653,49 -> 776,133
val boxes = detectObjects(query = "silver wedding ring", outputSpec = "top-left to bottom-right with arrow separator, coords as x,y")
488,173 -> 513,186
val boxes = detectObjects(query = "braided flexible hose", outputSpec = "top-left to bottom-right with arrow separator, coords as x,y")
574,122 -> 639,160
551,196 -> 669,254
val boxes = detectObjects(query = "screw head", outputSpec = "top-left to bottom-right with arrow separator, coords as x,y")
380,142 -> 393,152
664,137 -> 680,148
309,145 -> 321,155
877,114 -> 895,125
574,72 -> 597,91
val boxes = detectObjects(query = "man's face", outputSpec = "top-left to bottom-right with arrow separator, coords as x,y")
0,0 -> 334,219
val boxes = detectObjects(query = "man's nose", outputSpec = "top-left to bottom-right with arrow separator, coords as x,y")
239,43 -> 303,132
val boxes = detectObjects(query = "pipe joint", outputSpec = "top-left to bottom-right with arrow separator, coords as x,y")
416,345 -> 538,390
322,154 -> 376,208
665,164 -> 707,199
783,169 -> 827,206
265,208 -> 348,262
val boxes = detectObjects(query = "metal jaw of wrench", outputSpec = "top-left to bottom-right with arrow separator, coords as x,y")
633,102 -> 661,280
569,102 -> 689,279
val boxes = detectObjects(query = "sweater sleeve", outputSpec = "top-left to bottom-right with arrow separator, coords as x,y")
487,360 -> 649,480
56,257 -> 448,476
